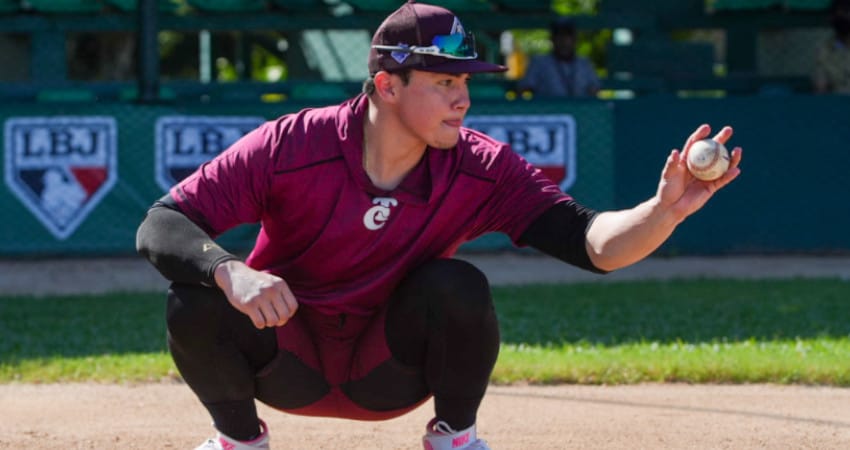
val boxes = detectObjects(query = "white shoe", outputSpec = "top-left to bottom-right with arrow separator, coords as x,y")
195,418 -> 270,450
422,418 -> 491,450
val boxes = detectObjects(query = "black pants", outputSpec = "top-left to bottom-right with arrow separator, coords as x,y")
166,258 -> 500,440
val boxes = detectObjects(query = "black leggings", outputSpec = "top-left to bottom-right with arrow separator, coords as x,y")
166,258 -> 500,440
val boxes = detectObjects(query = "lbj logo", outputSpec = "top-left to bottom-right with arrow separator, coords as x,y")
155,115 -> 265,191
363,197 -> 397,231
465,114 -> 576,191
3,116 -> 117,240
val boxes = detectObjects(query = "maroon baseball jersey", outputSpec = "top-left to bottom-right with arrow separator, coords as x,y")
171,95 -> 571,316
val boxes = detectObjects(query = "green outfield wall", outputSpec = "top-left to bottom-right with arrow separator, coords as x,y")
0,95 -> 846,257
614,95 -> 850,255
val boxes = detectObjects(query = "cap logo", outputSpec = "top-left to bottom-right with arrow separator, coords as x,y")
391,44 -> 411,64
450,17 -> 465,35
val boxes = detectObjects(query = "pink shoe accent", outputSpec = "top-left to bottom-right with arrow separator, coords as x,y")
422,418 -> 488,450
199,418 -> 270,450
452,433 -> 471,448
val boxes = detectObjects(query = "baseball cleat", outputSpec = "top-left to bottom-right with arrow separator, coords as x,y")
422,417 -> 491,450
195,418 -> 270,450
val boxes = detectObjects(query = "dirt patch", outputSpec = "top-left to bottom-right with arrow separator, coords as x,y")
2,383 -> 849,449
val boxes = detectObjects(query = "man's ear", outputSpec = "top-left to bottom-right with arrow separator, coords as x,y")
373,71 -> 400,103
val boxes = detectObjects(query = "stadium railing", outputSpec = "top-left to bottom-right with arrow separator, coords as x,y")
0,0 -> 834,102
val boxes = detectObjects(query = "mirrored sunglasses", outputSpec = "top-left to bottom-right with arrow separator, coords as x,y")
373,31 -> 478,60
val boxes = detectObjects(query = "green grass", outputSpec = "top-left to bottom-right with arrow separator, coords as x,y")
1,279 -> 849,385
492,279 -> 850,385
0,293 -> 176,382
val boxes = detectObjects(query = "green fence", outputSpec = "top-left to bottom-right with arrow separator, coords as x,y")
614,94 -> 850,255
1,94 -> 848,257
0,97 -> 615,256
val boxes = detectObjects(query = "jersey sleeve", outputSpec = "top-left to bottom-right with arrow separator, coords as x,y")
474,142 -> 573,244
169,124 -> 272,237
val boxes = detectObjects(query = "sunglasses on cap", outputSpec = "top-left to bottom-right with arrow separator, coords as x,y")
372,30 -> 478,60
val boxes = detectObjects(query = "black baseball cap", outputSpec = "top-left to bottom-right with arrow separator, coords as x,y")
368,1 -> 507,75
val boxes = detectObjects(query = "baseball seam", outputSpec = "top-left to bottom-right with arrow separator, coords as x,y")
694,141 -> 718,171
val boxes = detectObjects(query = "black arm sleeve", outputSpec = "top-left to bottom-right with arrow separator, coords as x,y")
135,194 -> 239,286
518,200 -> 609,274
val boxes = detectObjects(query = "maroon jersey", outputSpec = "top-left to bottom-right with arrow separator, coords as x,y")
171,95 -> 571,316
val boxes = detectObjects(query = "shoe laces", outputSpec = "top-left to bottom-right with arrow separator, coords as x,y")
431,420 -> 458,434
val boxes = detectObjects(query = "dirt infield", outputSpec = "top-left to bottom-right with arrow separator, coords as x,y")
2,255 -> 849,449
2,383 -> 850,449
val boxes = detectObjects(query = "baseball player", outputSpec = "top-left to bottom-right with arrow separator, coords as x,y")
136,1 -> 743,449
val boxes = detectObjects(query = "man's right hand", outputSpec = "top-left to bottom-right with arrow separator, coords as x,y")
213,260 -> 298,329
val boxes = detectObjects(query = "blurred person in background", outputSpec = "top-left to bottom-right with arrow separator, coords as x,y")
813,0 -> 850,94
518,17 -> 600,98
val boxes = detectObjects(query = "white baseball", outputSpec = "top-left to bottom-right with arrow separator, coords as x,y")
686,139 -> 730,181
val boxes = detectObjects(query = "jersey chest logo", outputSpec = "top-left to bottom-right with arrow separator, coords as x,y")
363,197 -> 398,231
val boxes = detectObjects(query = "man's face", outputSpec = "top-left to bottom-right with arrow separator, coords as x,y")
394,70 -> 471,150
552,31 -> 577,61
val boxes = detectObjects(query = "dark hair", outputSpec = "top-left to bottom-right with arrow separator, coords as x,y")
362,69 -> 413,96
550,16 -> 576,37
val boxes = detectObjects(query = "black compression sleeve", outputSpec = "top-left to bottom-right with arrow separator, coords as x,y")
518,201 -> 608,274
136,195 -> 238,286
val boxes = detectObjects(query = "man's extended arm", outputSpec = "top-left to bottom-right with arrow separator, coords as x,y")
521,124 -> 742,273
586,124 -> 741,272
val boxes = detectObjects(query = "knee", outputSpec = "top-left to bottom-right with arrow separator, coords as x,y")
408,259 -> 494,321
387,259 -> 499,366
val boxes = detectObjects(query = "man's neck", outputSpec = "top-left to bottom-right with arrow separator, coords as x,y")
554,53 -> 576,63
363,99 -> 427,191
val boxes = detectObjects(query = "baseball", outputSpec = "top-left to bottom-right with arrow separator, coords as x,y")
686,139 -> 730,181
